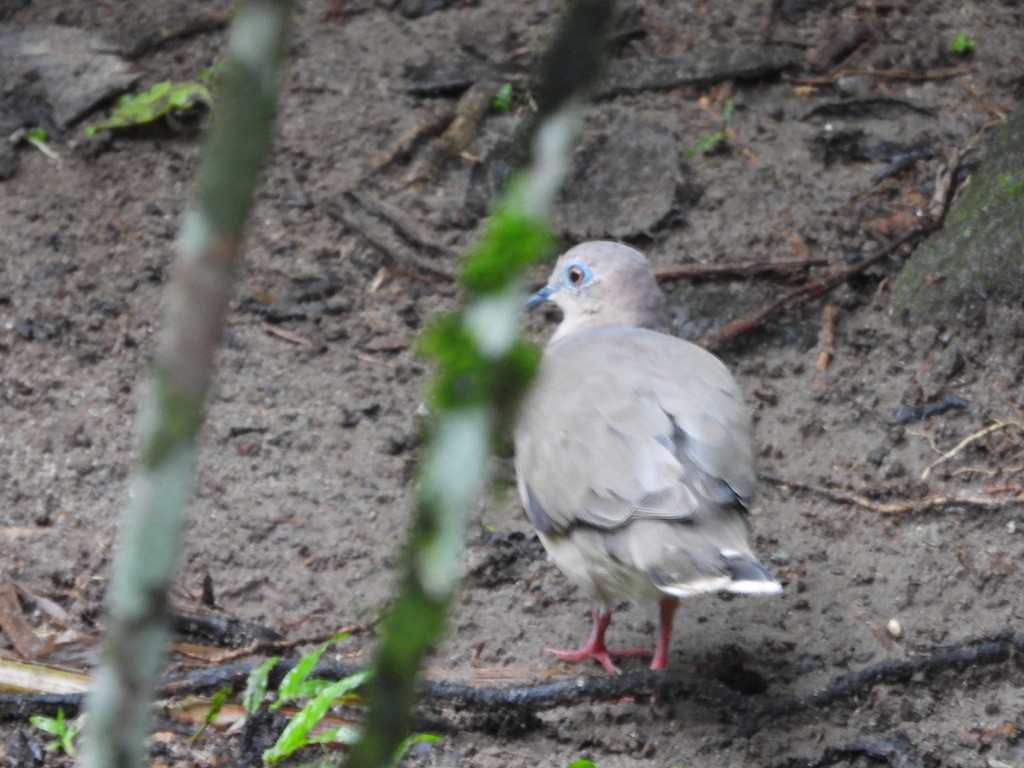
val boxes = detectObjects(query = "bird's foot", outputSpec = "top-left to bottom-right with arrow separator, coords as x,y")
544,643 -> 649,674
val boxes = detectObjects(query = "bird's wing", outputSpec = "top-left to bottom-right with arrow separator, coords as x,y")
514,327 -> 756,535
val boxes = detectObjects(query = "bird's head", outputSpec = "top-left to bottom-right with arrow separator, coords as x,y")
527,240 -> 665,344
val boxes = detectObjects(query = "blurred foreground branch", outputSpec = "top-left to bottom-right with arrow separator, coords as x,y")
80,2 -> 293,767
343,2 -> 614,766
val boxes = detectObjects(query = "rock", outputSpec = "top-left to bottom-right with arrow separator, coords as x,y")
892,101 -> 1024,322
0,25 -> 138,127
555,119 -> 681,238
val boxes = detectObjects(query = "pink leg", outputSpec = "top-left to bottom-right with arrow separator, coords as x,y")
651,597 -> 678,670
544,608 -> 649,673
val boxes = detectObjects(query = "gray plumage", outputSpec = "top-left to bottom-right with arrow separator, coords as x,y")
515,241 -> 779,671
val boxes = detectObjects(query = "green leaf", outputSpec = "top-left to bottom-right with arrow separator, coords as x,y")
273,645 -> 325,707
243,656 -> 280,713
686,99 -> 735,158
565,760 -> 596,768
205,687 -> 231,724
271,633 -> 348,710
29,710 -> 64,737
719,98 -> 735,126
263,671 -> 372,764
685,131 -> 725,158
460,205 -> 554,294
949,32 -> 975,53
22,125 -> 61,162
29,708 -> 80,756
191,686 -> 232,741
393,733 -> 441,766
84,78 -> 213,136
491,83 -> 514,113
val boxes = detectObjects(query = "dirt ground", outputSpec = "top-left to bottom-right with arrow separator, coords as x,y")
2,1 -> 1024,766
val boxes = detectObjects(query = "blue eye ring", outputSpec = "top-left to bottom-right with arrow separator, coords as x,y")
564,261 -> 591,287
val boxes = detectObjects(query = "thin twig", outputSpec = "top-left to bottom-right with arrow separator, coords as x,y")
199,624 -> 373,665
399,82 -> 499,189
740,633 -> 1017,737
363,109 -> 456,178
0,580 -> 46,659
761,473 -> 1021,515
320,191 -> 456,282
928,120 -> 1000,222
790,64 -> 971,87
654,257 -> 828,283
815,304 -> 838,373
984,479 -> 1024,494
598,45 -> 801,98
921,420 -> 1023,480
697,125 -> 996,351
355,352 -> 398,369
347,190 -> 453,264
699,228 -> 926,350
263,323 -> 314,346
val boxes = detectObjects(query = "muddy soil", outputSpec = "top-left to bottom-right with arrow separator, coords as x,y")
2,1 -> 1023,766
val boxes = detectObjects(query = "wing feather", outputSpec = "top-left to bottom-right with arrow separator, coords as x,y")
514,326 -> 757,535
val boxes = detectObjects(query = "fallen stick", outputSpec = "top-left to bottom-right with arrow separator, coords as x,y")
790,63 -> 971,87
815,303 -> 839,372
363,108 -> 456,178
598,45 -> 802,97
320,191 -> 456,282
200,623 -> 372,665
760,473 -> 1021,515
124,9 -> 232,59
399,82 -> 498,188
698,227 -> 926,351
5,632 -> 1021,738
738,633 -> 1017,738
0,580 -> 46,660
921,420 -> 1023,480
654,257 -> 828,283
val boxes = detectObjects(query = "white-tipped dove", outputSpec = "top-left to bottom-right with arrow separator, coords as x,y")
515,241 -> 781,673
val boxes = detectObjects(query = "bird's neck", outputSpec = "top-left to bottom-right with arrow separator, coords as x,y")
549,308 -> 666,346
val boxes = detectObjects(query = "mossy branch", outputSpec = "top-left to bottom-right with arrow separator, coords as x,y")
79,3 -> 293,767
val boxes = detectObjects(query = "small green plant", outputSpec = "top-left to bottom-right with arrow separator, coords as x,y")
85,75 -> 214,136
192,686 -> 232,742
262,672 -> 370,764
233,634 -> 439,765
685,98 -> 735,158
22,127 -> 62,163
29,708 -> 82,755
999,174 -> 1023,197
565,760 -> 596,768
242,655 -> 281,714
949,32 -> 975,54
491,83 -> 515,113
395,733 -> 442,765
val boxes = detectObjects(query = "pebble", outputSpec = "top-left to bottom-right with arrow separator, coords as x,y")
886,617 -> 903,639
770,549 -> 792,566
836,75 -> 873,96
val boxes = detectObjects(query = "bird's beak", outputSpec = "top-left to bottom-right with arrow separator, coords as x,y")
525,284 -> 557,310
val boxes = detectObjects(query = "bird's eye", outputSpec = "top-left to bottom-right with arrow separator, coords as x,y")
566,264 -> 586,285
